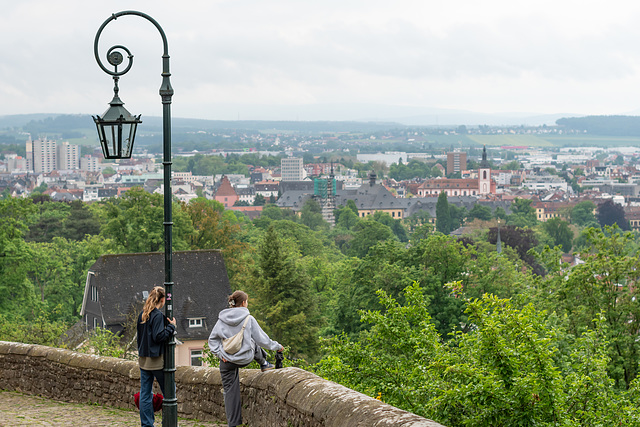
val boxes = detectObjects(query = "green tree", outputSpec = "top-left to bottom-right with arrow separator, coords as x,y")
435,191 -> 451,234
25,200 -> 70,243
372,211 -> 408,242
300,199 -> 329,231
571,200 -> 598,227
184,198 -> 249,282
332,241 -> 414,336
0,197 -> 38,316
336,205 -> 360,230
316,284 -> 637,426
406,234 -> 468,335
534,226 -> 640,388
345,199 -> 359,216
60,200 -> 101,241
253,204 -> 297,229
253,224 -> 321,360
448,204 -> 467,232
500,160 -> 521,170
0,307 -> 70,347
494,206 -> 507,220
507,198 -> 537,228
97,187 -> 194,253
346,219 -> 396,258
542,217 -> 573,252
468,204 -> 493,221
316,282 -> 444,414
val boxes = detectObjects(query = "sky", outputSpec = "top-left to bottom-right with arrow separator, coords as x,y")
3,0 -> 640,124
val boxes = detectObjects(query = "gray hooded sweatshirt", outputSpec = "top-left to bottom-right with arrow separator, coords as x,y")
208,307 -> 281,365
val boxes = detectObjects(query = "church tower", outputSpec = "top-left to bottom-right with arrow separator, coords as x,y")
478,145 -> 491,195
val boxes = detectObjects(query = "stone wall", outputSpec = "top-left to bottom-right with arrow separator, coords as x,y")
0,341 -> 444,427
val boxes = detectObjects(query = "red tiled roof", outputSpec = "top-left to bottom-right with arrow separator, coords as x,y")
215,176 -> 237,197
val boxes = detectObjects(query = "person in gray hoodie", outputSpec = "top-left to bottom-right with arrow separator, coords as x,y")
208,290 -> 283,427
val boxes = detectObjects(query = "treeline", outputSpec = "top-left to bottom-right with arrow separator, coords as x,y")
556,115 -> 640,136
3,191 -> 640,425
9,114 -> 405,139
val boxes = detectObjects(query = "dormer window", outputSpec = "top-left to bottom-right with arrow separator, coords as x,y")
188,318 -> 204,328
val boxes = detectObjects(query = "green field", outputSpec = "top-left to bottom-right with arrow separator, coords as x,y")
466,134 -> 640,148
541,135 -> 640,147
469,134 -> 552,147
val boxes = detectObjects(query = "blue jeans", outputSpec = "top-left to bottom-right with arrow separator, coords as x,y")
139,368 -> 165,427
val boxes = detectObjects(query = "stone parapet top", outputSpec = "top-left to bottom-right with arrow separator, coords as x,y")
0,341 -> 444,427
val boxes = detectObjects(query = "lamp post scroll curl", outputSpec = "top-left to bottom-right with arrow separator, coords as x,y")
93,10 -> 177,427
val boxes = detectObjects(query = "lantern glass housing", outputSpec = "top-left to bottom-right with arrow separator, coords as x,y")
93,101 -> 141,159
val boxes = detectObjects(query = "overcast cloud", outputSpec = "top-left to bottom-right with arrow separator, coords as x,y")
2,0 -> 640,122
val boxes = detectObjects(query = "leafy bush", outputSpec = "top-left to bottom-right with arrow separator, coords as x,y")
314,283 -> 640,426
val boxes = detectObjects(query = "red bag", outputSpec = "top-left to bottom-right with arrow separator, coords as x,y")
134,392 -> 164,412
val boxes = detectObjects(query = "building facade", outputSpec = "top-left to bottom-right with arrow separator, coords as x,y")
29,139 -> 57,173
80,155 -> 102,172
447,152 -> 467,175
26,138 -> 81,173
57,141 -> 80,170
281,157 -> 304,181
213,175 -> 238,207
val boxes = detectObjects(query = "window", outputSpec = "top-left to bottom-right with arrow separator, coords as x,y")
188,318 -> 203,328
190,349 -> 203,366
91,285 -> 98,302
93,317 -> 98,329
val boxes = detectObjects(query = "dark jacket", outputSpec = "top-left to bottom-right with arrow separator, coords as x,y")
137,308 -> 175,358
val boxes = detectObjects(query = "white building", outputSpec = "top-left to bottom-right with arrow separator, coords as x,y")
80,155 -> 102,172
522,175 -> 568,192
28,139 -> 57,173
357,152 -> 407,167
26,138 -> 81,173
281,157 -> 304,181
494,172 -> 513,186
57,141 -> 80,170
5,154 -> 28,173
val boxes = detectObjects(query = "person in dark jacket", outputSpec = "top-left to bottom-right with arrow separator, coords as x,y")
137,286 -> 176,427
208,290 -> 283,427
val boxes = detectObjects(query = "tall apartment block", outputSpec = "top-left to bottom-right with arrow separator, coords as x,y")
57,141 -> 80,170
26,138 -> 80,172
446,152 -> 467,175
281,157 -> 304,181
29,139 -> 57,173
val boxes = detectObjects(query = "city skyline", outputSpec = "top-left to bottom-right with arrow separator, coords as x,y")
3,1 -> 640,124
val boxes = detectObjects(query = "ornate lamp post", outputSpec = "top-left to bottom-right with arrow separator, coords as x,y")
93,11 -> 177,427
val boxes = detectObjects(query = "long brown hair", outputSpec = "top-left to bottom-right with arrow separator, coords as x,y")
228,290 -> 248,308
141,286 -> 165,323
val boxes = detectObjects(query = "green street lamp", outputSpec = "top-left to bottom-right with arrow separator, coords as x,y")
93,11 -> 177,427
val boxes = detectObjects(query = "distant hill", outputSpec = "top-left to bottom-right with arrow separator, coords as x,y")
556,115 -> 640,136
0,113 -> 405,136
0,114 -> 59,129
144,117 -> 404,133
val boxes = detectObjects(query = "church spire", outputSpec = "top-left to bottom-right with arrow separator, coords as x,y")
480,145 -> 490,169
